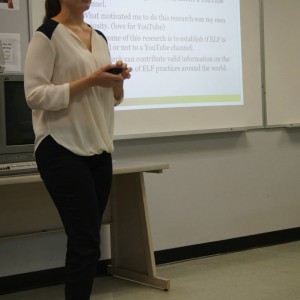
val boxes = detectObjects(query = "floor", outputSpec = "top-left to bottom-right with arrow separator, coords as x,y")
1,241 -> 300,300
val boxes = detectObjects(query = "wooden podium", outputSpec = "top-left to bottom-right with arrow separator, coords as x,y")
0,160 -> 170,290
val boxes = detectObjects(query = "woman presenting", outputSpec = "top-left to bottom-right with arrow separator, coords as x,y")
24,0 -> 132,299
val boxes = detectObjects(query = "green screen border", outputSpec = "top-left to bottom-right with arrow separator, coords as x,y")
120,95 -> 241,107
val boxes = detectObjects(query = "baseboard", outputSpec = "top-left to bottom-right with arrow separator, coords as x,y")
0,259 -> 110,295
154,227 -> 300,264
1,227 -> 300,295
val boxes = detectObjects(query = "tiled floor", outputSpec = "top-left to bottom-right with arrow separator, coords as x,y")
1,241 -> 300,300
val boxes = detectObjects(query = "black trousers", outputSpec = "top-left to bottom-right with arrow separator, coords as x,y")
35,135 -> 112,300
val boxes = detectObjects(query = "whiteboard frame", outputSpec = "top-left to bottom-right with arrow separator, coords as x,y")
262,0 -> 300,128
27,0 -> 264,140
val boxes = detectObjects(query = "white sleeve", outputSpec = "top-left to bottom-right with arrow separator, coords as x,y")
114,90 -> 124,106
24,32 -> 70,111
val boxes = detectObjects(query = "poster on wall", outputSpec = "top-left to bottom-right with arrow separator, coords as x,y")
0,41 -> 4,73
0,33 -> 21,72
0,0 -> 19,10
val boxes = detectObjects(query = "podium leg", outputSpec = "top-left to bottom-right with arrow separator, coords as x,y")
108,173 -> 170,290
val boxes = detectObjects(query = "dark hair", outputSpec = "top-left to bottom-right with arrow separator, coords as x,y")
43,0 -> 61,23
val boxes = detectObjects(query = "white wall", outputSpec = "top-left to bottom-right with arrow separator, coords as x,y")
1,0 -> 300,277
1,129 -> 300,276
115,129 -> 300,249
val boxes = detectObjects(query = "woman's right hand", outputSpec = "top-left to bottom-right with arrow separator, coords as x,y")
69,64 -> 124,99
89,64 -> 124,88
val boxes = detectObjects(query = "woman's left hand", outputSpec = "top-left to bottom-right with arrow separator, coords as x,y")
116,60 -> 132,80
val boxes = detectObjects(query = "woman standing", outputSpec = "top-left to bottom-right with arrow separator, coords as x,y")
24,0 -> 131,299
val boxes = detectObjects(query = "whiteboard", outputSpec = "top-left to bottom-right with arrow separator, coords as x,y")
28,0 -> 263,139
263,0 -> 300,127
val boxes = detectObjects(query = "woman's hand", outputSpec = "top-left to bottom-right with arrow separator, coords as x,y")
112,61 -> 132,103
89,64 -> 124,88
115,60 -> 132,80
89,61 -> 132,88
69,62 -> 132,99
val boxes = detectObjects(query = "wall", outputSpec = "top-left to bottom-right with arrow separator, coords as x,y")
1,0 -> 300,277
1,128 -> 300,276
115,129 -> 300,249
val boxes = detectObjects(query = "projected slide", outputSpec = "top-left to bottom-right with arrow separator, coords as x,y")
84,0 -> 243,110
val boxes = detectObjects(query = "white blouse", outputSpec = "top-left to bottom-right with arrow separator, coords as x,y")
24,19 -> 120,156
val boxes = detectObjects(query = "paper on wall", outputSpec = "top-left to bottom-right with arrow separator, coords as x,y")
0,33 -> 21,72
